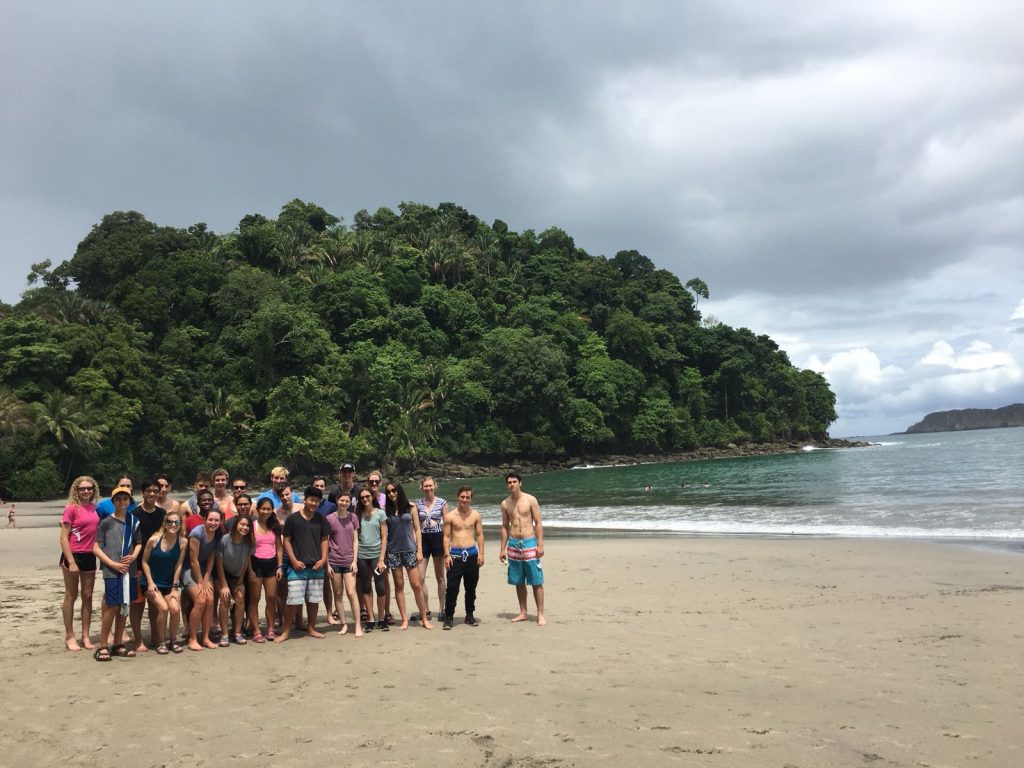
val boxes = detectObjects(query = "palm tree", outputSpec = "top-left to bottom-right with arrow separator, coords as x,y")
31,391 -> 108,483
0,390 -> 33,439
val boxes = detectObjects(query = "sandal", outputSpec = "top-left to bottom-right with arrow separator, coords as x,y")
384,613 -> 395,626
110,644 -> 136,658
170,641 -> 184,654
93,647 -> 112,662
233,634 -> 248,645
218,637 -> 230,648
252,632 -> 265,643
267,629 -> 277,641
156,642 -> 169,655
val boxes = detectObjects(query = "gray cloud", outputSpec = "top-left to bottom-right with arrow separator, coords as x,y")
2,2 -> 1022,434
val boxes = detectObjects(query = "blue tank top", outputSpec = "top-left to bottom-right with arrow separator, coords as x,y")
143,536 -> 181,588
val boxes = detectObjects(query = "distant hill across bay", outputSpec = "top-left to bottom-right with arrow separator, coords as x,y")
904,404 -> 1024,434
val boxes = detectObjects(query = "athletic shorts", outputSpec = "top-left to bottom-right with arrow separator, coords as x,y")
421,531 -> 444,557
506,537 -> 544,586
182,570 -> 201,590
385,551 -> 418,569
60,552 -> 97,572
103,576 -> 134,607
250,556 -> 278,579
225,573 -> 243,591
285,567 -> 325,606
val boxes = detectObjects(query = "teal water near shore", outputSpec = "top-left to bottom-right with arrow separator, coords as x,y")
464,428 -> 1024,539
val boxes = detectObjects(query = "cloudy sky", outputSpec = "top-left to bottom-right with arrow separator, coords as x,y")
2,2 -> 1022,436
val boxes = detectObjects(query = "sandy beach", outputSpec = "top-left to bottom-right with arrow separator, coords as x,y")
1,513 -> 1021,768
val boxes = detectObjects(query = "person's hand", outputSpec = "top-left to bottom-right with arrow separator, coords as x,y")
477,553 -> 485,567
220,586 -> 230,600
444,554 -> 452,570
376,559 -> 385,574
498,549 -> 507,564
292,560 -> 306,572
536,545 -> 544,558
147,585 -> 157,595
276,567 -> 283,582
416,549 -> 423,564
114,561 -> 129,574
327,564 -> 334,576
311,559 -> 325,571
68,561 -> 80,574
120,554 -> 133,566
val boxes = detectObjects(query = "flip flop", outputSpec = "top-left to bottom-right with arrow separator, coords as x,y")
110,644 -> 136,658
218,637 -> 230,647
233,634 -> 248,645
156,642 -> 169,655
252,632 -> 265,643
93,647 -> 112,662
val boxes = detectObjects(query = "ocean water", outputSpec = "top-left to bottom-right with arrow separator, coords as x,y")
464,428 -> 1024,540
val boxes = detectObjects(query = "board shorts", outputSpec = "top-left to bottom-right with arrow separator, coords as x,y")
60,552 -> 97,572
103,576 -> 139,607
285,566 -> 325,605
421,531 -> 444,557
385,551 -> 418,569
506,537 -> 544,586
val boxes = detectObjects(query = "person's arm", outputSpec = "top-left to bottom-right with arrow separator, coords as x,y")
351,522 -> 358,565
188,536 -> 202,583
215,546 -> 230,600
443,513 -> 453,571
282,534 -> 303,571
475,511 -> 485,567
377,518 -> 388,572
140,538 -> 158,594
171,538 -> 187,594
499,501 -> 510,563
313,531 -> 328,572
411,503 -> 423,562
59,518 -> 77,572
531,496 -> 543,557
275,531 -> 284,580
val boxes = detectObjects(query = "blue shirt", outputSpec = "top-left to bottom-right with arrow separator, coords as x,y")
96,497 -> 139,519
255,490 -> 303,507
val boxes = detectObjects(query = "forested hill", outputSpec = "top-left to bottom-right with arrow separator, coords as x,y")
904,404 -> 1024,434
0,200 -> 837,499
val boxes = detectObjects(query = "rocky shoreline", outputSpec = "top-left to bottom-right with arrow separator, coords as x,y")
408,437 -> 871,482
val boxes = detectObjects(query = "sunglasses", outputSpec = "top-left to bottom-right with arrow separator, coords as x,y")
359,495 -> 372,501
233,485 -> 247,490
369,479 -> 380,485
166,520 -> 182,526
386,488 -> 398,495
78,486 -> 95,492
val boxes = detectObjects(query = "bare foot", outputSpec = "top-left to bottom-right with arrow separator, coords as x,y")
274,631 -> 290,643
400,621 -> 410,630
65,638 -> 81,651
80,637 -> 94,650
307,628 -> 325,638
203,639 -> 218,649
537,615 -> 547,626
327,616 -> 339,626
188,641 -> 203,651
338,624 -> 348,635
510,613 -> 528,623
421,619 -> 433,630
135,643 -> 149,653
354,626 -> 363,638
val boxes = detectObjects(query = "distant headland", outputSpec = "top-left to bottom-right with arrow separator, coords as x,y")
904,403 -> 1024,434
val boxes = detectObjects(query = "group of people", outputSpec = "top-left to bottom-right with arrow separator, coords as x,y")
58,463 -> 547,661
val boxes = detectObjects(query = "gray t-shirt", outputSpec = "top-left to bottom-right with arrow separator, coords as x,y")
357,509 -> 387,559
186,525 -> 219,576
219,535 -> 254,577
96,514 -> 140,580
386,508 -> 417,554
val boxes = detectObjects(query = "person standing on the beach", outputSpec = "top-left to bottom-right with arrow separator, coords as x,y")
127,478 -> 166,653
154,473 -> 181,516
212,468 -> 234,519
246,497 -> 282,642
416,476 -> 448,622
59,476 -> 101,650
327,462 -> 360,512
355,487 -> 388,632
257,466 -> 303,507
96,474 -> 137,519
499,471 -> 546,626
92,485 -> 141,659
442,485 -> 485,629
383,481 -> 432,631
276,486 -> 330,642
7,502 -> 15,528
325,491 -> 362,637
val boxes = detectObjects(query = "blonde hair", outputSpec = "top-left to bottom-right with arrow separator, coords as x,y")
68,476 -> 99,506
270,466 -> 289,479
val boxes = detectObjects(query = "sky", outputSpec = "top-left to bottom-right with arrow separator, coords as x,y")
2,2 -> 1022,437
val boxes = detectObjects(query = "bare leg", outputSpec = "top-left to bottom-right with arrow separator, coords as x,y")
324,579 -> 335,624
393,568 -> 408,628
247,581 -> 264,637
79,572 -> 95,648
275,604 -> 297,642
432,556 -> 446,617
305,602 -> 324,638
330,572 -> 347,634
61,567 -> 81,650
187,586 -> 206,651
218,591 -> 230,639
417,556 -> 430,614
264,576 -> 278,635
202,597 -> 217,648
148,593 -> 169,647
533,585 -> 546,625
98,604 -> 117,653
167,594 -> 181,644
408,566 -> 433,629
384,571 -> 392,619
231,584 -> 246,638
511,584 -> 529,622
344,572 -> 362,637
130,600 -> 149,652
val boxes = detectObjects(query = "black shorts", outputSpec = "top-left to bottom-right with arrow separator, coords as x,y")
60,552 -> 97,572
251,556 -> 278,579
421,531 -> 444,557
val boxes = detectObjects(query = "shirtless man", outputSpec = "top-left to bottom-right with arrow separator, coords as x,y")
442,486 -> 485,629
154,474 -> 181,517
499,471 -> 545,626
6,503 -> 14,529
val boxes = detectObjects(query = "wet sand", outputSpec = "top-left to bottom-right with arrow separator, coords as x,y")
1,519 -> 1022,767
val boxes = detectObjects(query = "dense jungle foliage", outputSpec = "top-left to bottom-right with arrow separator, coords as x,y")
0,200 -> 837,498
